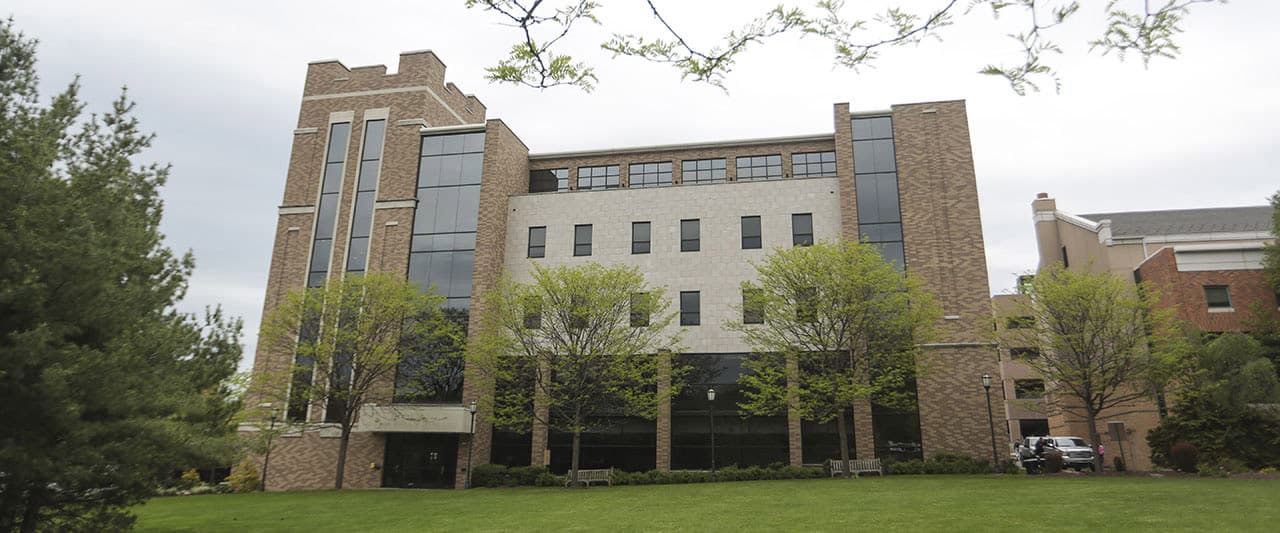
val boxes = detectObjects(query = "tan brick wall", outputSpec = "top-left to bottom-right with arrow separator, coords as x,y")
248,52 -> 486,490
888,101 -> 1001,463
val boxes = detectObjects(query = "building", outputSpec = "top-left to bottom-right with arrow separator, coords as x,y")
246,50 -> 1000,490
1023,194 -> 1277,469
991,291 -> 1049,443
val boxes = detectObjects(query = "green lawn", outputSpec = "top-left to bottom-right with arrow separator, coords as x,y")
135,476 -> 1279,532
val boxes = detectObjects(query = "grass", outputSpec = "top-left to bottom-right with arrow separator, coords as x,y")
135,475 -> 1280,532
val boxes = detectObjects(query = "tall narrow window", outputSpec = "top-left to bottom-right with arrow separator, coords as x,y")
1204,286 -> 1232,310
792,213 -> 814,246
574,224 -> 592,256
853,115 -> 905,270
741,216 -> 762,249
346,119 -> 386,274
527,226 -> 546,258
796,287 -> 817,323
680,291 -> 701,326
410,130 -> 483,310
1061,246 -> 1070,268
630,293 -> 650,327
632,222 -> 651,254
680,219 -> 700,252
523,296 -> 542,329
307,122 -> 351,287
743,287 -> 764,324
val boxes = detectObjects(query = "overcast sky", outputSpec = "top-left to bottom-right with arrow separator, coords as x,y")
9,1 -> 1278,372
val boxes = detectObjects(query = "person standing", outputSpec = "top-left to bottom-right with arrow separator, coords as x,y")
1098,444 -> 1106,472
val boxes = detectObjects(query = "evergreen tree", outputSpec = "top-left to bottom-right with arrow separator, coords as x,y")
0,18 -> 242,531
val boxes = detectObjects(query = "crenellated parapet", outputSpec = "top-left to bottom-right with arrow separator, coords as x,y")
302,50 -> 487,122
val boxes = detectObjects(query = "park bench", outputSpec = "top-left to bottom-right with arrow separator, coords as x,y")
565,468 -> 613,487
828,458 -> 884,478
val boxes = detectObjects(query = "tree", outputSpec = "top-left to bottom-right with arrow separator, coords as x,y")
728,241 -> 940,476
465,0 -> 1227,94
256,272 -> 460,489
468,263 -> 680,485
1147,333 -> 1280,470
1263,190 -> 1280,296
1000,264 -> 1179,471
0,17 -> 243,531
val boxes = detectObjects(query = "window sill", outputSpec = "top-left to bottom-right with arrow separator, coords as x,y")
1207,307 -> 1235,313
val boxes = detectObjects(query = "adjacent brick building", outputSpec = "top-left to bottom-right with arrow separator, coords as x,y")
245,50 -> 1000,490
1021,195 -> 1276,469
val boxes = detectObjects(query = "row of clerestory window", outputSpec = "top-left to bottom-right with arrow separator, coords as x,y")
528,152 -> 838,193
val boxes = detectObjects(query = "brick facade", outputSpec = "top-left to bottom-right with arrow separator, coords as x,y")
1136,247 -> 1280,331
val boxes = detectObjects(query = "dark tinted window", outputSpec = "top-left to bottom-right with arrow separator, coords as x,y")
682,158 -> 727,184
680,219 -> 700,252
680,291 -> 701,326
792,151 -> 837,178
577,165 -> 620,190
852,116 -> 893,141
629,162 -> 673,188
630,293 -> 650,327
736,155 -> 782,181
1006,316 -> 1036,329
411,131 -> 484,311
742,288 -> 764,324
1015,379 -> 1046,399
1009,347 -> 1041,360
632,222 -> 651,254
741,216 -> 762,249
1204,286 -> 1232,308
528,226 -> 546,258
574,224 -> 592,256
530,168 -> 568,193
792,214 -> 813,246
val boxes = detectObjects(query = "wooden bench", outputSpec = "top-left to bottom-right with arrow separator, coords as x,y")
565,468 -> 613,487
828,459 -> 884,478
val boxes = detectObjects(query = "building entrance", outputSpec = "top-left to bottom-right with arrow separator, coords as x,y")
383,434 -> 459,489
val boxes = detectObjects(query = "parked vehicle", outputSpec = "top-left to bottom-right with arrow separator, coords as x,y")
1013,436 -> 1096,473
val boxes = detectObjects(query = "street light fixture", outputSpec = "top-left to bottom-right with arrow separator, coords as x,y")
258,402 -> 280,492
981,374 -> 999,469
465,400 -> 477,489
707,387 -> 717,481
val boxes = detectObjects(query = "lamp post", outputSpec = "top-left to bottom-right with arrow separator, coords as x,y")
465,400 -> 477,489
258,402 -> 280,492
982,374 -> 999,469
707,387 -> 717,481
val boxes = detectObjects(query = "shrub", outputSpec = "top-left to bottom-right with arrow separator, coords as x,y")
179,468 -> 202,488
1113,457 -> 1126,472
471,464 -> 510,487
1043,451 -> 1063,474
1198,457 -> 1250,478
226,461 -> 260,493
888,460 -> 925,475
535,471 -> 564,487
1259,466 -> 1278,474
1170,442 -> 1199,473
508,466 -> 549,486
603,465 -> 820,486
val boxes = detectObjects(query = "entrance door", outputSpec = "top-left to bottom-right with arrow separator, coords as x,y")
383,434 -> 459,488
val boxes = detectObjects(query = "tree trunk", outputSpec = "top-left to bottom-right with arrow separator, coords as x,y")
570,431 -> 582,488
335,423 -> 352,489
836,406 -> 852,478
1085,409 -> 1101,472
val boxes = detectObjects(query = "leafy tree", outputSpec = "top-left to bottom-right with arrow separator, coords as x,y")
728,241 -> 940,477
0,17 -> 243,531
465,0 -> 1227,94
256,272 -> 460,489
1000,264 -> 1181,471
1148,333 -> 1280,470
468,264 -> 680,486
1263,190 -> 1280,296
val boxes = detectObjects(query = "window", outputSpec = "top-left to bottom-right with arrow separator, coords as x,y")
307,122 -> 351,287
346,119 -> 386,274
743,288 -> 764,324
1061,246 -> 1070,268
629,162 -> 673,188
527,226 -> 546,258
796,287 -> 817,323
736,155 -> 782,181
530,168 -> 568,193
411,131 -> 484,310
630,293 -> 650,327
741,216 -> 762,249
1015,379 -> 1046,399
574,224 -> 592,256
680,219 -> 700,252
680,291 -> 701,326
1006,316 -> 1036,329
1009,347 -> 1041,360
792,151 -> 837,178
632,222 -> 651,254
569,295 -> 588,330
577,165 -> 620,190
1204,286 -> 1232,310
852,115 -> 905,271
523,296 -> 542,329
792,214 -> 814,246
682,158 -> 726,184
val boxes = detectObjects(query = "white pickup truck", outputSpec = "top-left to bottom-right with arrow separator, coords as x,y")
1013,436 -> 1096,473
